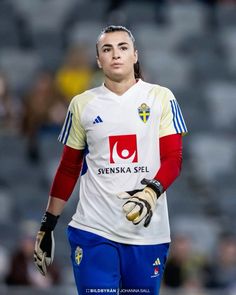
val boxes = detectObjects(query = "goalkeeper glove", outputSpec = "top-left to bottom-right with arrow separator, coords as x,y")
117,178 -> 164,227
34,212 -> 59,276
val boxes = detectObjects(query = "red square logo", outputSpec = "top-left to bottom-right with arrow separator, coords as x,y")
109,134 -> 138,164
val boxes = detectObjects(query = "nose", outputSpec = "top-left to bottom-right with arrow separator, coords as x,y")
112,49 -> 120,60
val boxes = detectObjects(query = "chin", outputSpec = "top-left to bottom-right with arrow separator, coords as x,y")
107,72 -> 125,82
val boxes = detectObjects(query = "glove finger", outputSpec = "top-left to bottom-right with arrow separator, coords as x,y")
41,251 -> 49,276
45,256 -> 52,267
34,252 -> 46,276
124,197 -> 144,221
117,189 -> 143,200
126,189 -> 143,196
144,210 -> 153,227
123,201 -> 136,214
34,250 -> 43,262
34,248 -> 49,276
126,204 -> 142,221
34,250 -> 51,276
50,231 -> 55,264
34,248 -> 43,260
35,261 -> 46,276
132,206 -> 148,225
117,192 -> 131,200
35,231 -> 45,248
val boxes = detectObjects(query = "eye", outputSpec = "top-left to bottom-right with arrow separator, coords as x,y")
120,46 -> 128,51
103,48 -> 110,53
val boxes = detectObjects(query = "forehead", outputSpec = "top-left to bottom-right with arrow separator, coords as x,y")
97,31 -> 133,47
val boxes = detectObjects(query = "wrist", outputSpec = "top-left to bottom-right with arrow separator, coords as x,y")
141,178 -> 164,198
40,211 -> 59,231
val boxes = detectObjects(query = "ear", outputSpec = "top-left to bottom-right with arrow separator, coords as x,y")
96,56 -> 102,69
134,50 -> 138,64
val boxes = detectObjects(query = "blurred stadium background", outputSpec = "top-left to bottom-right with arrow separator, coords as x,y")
0,0 -> 236,294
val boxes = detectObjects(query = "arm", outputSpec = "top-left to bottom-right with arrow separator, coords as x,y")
118,133 -> 183,227
120,91 -> 186,227
34,145 -> 84,275
45,145 -> 84,215
154,133 -> 182,191
46,197 -> 67,216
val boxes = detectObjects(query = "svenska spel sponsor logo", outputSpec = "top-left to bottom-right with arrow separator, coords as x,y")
109,134 -> 138,164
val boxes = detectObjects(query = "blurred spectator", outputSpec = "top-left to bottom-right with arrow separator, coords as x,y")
163,235 -> 206,289
0,72 -> 20,134
55,44 -> 95,103
0,245 -> 9,283
5,235 -> 61,287
106,0 -> 167,25
22,70 -> 67,163
203,233 -> 236,290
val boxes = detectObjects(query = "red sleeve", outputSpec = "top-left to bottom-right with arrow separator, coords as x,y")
154,134 -> 182,191
50,146 -> 84,201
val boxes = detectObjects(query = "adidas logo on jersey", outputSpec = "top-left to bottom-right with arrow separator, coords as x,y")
153,258 -> 161,266
93,116 -> 103,124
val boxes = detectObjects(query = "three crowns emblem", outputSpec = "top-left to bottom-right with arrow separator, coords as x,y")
75,246 -> 83,265
138,103 -> 150,123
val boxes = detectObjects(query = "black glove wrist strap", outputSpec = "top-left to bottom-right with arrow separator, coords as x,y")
40,211 -> 59,231
141,178 -> 164,198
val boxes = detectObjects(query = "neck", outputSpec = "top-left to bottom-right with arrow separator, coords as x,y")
104,76 -> 137,96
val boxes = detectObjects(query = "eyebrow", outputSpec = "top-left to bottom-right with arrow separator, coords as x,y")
101,42 -> 129,49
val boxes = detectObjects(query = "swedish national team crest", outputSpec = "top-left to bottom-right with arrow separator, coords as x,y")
138,103 -> 150,123
75,246 -> 83,265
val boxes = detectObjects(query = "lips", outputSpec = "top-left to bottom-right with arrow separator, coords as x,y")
111,63 -> 123,67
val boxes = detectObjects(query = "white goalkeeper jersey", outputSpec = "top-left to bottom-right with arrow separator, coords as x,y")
58,79 -> 187,245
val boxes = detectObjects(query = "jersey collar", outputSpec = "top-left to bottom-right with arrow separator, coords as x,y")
101,79 -> 143,98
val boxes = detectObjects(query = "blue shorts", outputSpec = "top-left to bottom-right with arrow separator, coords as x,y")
67,226 -> 169,295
